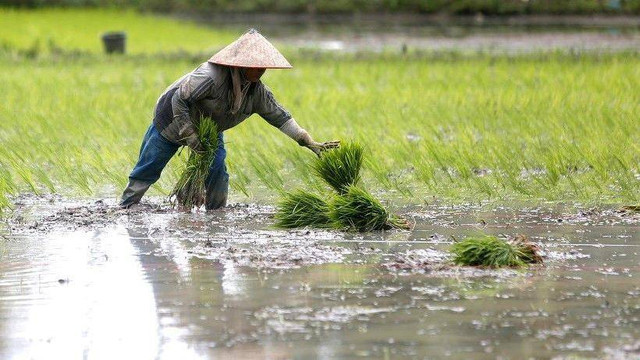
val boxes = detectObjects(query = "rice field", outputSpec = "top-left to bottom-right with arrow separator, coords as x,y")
0,9 -> 639,212
0,8 -> 237,55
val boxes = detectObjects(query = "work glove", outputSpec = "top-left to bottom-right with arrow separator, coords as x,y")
278,118 -> 340,157
182,129 -> 205,155
298,133 -> 341,157
304,140 -> 341,157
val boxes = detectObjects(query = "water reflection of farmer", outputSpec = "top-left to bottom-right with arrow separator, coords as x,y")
120,29 -> 339,210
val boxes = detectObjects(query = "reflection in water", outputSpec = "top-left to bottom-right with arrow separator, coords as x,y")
124,227 -> 205,359
0,228 -> 159,359
0,204 -> 639,359
221,260 -> 247,298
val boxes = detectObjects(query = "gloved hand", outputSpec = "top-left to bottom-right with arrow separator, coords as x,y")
298,133 -> 341,157
184,132 -> 205,155
177,122 -> 205,154
278,118 -> 340,157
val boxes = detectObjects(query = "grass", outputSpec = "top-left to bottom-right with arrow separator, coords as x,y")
329,185 -> 409,232
170,118 -> 218,209
313,142 -> 363,194
274,190 -> 332,229
0,9 -> 639,212
451,235 -> 543,268
0,8 -> 237,56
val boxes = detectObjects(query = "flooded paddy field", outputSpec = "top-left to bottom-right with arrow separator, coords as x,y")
200,14 -> 640,53
1,195 -> 639,359
1,8 -> 639,359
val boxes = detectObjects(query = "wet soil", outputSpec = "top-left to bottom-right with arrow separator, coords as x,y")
0,194 -> 639,359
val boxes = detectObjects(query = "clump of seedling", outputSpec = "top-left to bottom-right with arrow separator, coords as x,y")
312,142 -> 363,194
330,185 -> 410,231
275,190 -> 332,229
450,234 -> 542,268
275,142 -> 410,232
170,118 -> 218,209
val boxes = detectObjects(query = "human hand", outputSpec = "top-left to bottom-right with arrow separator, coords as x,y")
305,140 -> 341,157
185,134 -> 205,155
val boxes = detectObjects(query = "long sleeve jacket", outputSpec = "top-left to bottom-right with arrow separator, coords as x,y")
153,61 -> 292,148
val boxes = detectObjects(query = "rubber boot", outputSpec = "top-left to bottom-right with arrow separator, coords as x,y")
120,179 -> 152,209
205,189 -> 228,211
205,164 -> 229,211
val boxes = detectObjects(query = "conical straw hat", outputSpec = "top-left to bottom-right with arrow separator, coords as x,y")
209,29 -> 292,69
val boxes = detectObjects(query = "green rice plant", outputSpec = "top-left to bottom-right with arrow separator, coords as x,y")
0,168 -> 15,213
1,10 -> 640,206
313,142 -> 364,194
451,235 -> 543,268
274,189 -> 332,228
0,8 -> 237,55
329,185 -> 409,232
170,118 -> 218,209
248,150 -> 284,192
227,161 -> 252,197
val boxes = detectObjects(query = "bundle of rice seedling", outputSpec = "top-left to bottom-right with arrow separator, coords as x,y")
274,189 -> 332,229
329,185 -> 410,232
313,142 -> 363,194
451,235 -> 543,268
170,118 -> 218,208
511,234 -> 544,264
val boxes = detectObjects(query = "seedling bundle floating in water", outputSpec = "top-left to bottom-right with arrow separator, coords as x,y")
450,234 -> 543,268
275,142 -> 409,231
170,118 -> 218,209
275,190 -> 332,229
329,185 -> 410,231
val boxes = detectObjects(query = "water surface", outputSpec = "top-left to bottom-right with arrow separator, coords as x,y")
0,199 -> 639,359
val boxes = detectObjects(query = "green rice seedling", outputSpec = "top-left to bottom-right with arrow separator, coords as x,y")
329,185 -> 409,232
451,235 -> 543,268
0,171 -> 15,213
2,10 -> 640,207
248,151 -> 284,192
170,118 -> 218,209
274,189 -> 332,228
0,8 -> 237,55
313,142 -> 363,194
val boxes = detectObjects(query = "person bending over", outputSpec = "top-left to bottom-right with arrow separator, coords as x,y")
120,29 -> 339,210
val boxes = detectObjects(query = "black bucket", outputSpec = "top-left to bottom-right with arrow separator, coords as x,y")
101,31 -> 126,54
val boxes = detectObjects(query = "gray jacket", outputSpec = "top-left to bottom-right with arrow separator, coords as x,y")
152,62 -> 292,149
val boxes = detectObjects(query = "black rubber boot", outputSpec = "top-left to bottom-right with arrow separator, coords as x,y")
120,179 -> 152,209
205,190 -> 228,211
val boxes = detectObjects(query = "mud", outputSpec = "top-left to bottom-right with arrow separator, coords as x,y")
1,194 -> 639,359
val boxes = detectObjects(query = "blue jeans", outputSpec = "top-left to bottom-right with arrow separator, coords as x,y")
120,123 -> 228,209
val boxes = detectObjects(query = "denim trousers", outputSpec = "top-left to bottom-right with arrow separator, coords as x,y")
120,123 -> 228,209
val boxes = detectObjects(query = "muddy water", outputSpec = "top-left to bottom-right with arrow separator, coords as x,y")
1,197 -> 639,359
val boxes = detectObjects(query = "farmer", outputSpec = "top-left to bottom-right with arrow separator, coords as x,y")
120,29 -> 339,210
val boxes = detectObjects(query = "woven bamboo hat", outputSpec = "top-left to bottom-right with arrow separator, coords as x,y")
208,29 -> 292,69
